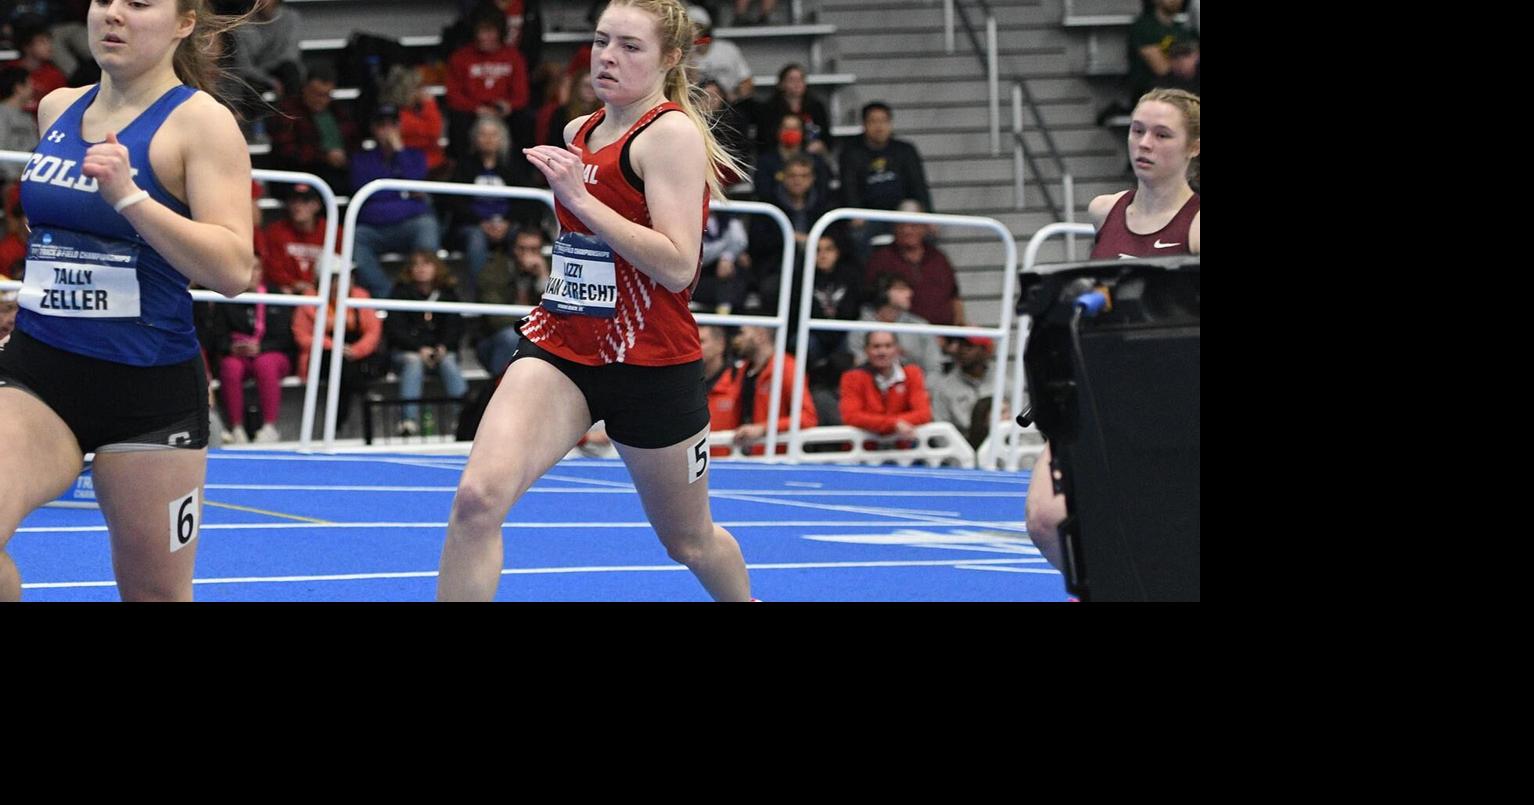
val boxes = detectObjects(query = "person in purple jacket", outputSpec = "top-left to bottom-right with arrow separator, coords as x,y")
348,104 -> 442,297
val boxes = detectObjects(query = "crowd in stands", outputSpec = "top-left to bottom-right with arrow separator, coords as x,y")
0,0 -> 1109,451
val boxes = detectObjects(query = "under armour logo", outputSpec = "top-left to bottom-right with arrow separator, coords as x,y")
45,130 -> 65,143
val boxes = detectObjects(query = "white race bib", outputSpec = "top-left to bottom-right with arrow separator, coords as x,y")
542,232 -> 617,318
20,228 -> 141,319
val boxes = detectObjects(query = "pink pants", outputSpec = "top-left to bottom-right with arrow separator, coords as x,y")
219,352 -> 293,426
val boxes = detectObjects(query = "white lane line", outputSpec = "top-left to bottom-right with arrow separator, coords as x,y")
710,491 -> 1028,533
21,557 -> 1041,590
954,565 -> 1062,575
203,484 -> 1023,498
17,519 -> 1031,534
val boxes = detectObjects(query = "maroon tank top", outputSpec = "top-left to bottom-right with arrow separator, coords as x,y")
1090,190 -> 1200,259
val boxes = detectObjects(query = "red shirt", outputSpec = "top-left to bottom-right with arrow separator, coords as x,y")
519,103 -> 707,366
262,218 -> 338,292
0,232 -> 24,278
864,244 -> 961,326
1090,190 -> 1200,259
9,61 -> 66,116
399,99 -> 446,173
445,43 -> 530,113
839,364 -> 933,434
707,354 -> 818,456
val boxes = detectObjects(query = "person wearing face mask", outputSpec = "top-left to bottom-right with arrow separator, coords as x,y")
753,62 -> 829,156
753,112 -> 832,204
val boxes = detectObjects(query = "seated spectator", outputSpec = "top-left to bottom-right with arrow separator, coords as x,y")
851,273 -> 944,378
474,225 -> 548,377
266,65 -> 359,197
262,183 -> 338,295
750,152 -> 832,299
804,232 -> 861,392
386,252 -> 468,437
446,114 -> 544,295
839,330 -> 932,440
864,199 -> 965,327
291,263 -> 383,430
444,7 -> 532,161
838,102 -> 933,259
929,335 -> 996,448
227,0 -> 304,126
210,263 -> 297,444
349,104 -> 442,297
754,114 -> 834,206
1127,0 -> 1196,108
693,209 -> 749,314
709,311 -> 817,453
753,63 -> 830,156
0,183 -> 25,279
0,66 -> 34,182
732,0 -> 777,26
536,68 -> 600,147
1162,40 -> 1200,96
687,5 -> 752,101
3,14 -> 64,118
379,64 -> 448,180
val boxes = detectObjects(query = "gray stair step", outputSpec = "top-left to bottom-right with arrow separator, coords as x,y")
854,75 -> 1099,106
834,25 -> 1073,54
824,2 -> 1047,30
906,127 -> 1115,156
840,50 -> 1073,79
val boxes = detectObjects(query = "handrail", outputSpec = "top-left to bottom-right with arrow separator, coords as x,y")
328,181 -> 798,456
791,208 -> 1018,467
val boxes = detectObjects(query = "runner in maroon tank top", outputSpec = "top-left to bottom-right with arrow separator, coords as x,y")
1028,88 -> 1200,574
437,0 -> 756,601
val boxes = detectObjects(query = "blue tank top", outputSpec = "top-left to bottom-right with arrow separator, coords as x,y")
15,84 -> 200,366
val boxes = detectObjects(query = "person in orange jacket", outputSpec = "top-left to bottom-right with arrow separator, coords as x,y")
839,329 -> 932,438
292,265 -> 383,429
708,319 -> 816,454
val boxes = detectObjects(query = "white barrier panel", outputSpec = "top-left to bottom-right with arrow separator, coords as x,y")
791,207 -> 1019,467
327,181 -> 798,454
710,421 -> 977,468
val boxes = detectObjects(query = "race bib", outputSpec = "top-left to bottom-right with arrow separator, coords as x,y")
542,232 -> 617,318
20,228 -> 141,319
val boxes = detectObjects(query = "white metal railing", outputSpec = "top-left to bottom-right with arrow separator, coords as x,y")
327,180 -> 798,454
0,151 -> 340,450
711,421 -> 976,467
791,208 -> 1018,466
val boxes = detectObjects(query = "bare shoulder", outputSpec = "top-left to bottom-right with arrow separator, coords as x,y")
166,92 -> 247,154
1087,190 -> 1129,228
632,109 -> 704,159
36,85 -> 93,134
563,113 -> 595,146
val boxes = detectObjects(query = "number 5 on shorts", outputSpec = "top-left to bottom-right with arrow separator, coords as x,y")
689,435 -> 708,484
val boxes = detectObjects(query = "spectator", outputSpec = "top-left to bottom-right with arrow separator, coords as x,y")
385,251 -> 468,437
687,5 -> 752,101
262,183 -> 337,295
754,114 -> 833,205
754,63 -> 829,156
0,289 -> 16,346
379,64 -> 448,180
349,104 -> 442,297
1127,0 -> 1196,107
839,330 -> 932,439
693,209 -> 749,313
838,102 -> 932,258
0,66 -> 32,182
3,13 -> 64,118
536,68 -> 600,147
228,0 -> 304,101
731,0 -> 776,26
929,335 -> 996,448
266,65 -> 359,197
291,264 -> 383,430
851,273 -> 944,378
1162,40 -> 1200,96
446,113 -> 544,295
473,225 -> 547,377
444,7 -> 532,161
804,232 -> 861,393
864,199 -> 965,326
710,312 -> 817,452
0,183 -> 25,279
210,262 -> 296,444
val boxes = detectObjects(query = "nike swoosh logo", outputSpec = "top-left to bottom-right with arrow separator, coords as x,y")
1153,240 -> 1181,249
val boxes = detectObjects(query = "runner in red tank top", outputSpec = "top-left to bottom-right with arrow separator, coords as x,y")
1029,88 -> 1200,575
438,0 -> 756,602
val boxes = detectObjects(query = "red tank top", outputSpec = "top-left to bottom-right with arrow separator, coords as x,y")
1089,190 -> 1200,259
520,101 -> 708,366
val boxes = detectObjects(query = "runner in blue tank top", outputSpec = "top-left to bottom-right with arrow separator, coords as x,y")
0,0 -> 256,602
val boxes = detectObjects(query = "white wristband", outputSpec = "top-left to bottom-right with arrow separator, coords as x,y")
113,189 -> 150,213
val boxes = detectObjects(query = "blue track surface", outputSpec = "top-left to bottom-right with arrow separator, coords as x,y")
14,450 -> 1066,601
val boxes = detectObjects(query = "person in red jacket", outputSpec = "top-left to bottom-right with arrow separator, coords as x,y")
262,183 -> 341,295
444,8 -> 530,162
839,330 -> 932,439
708,318 -> 816,454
